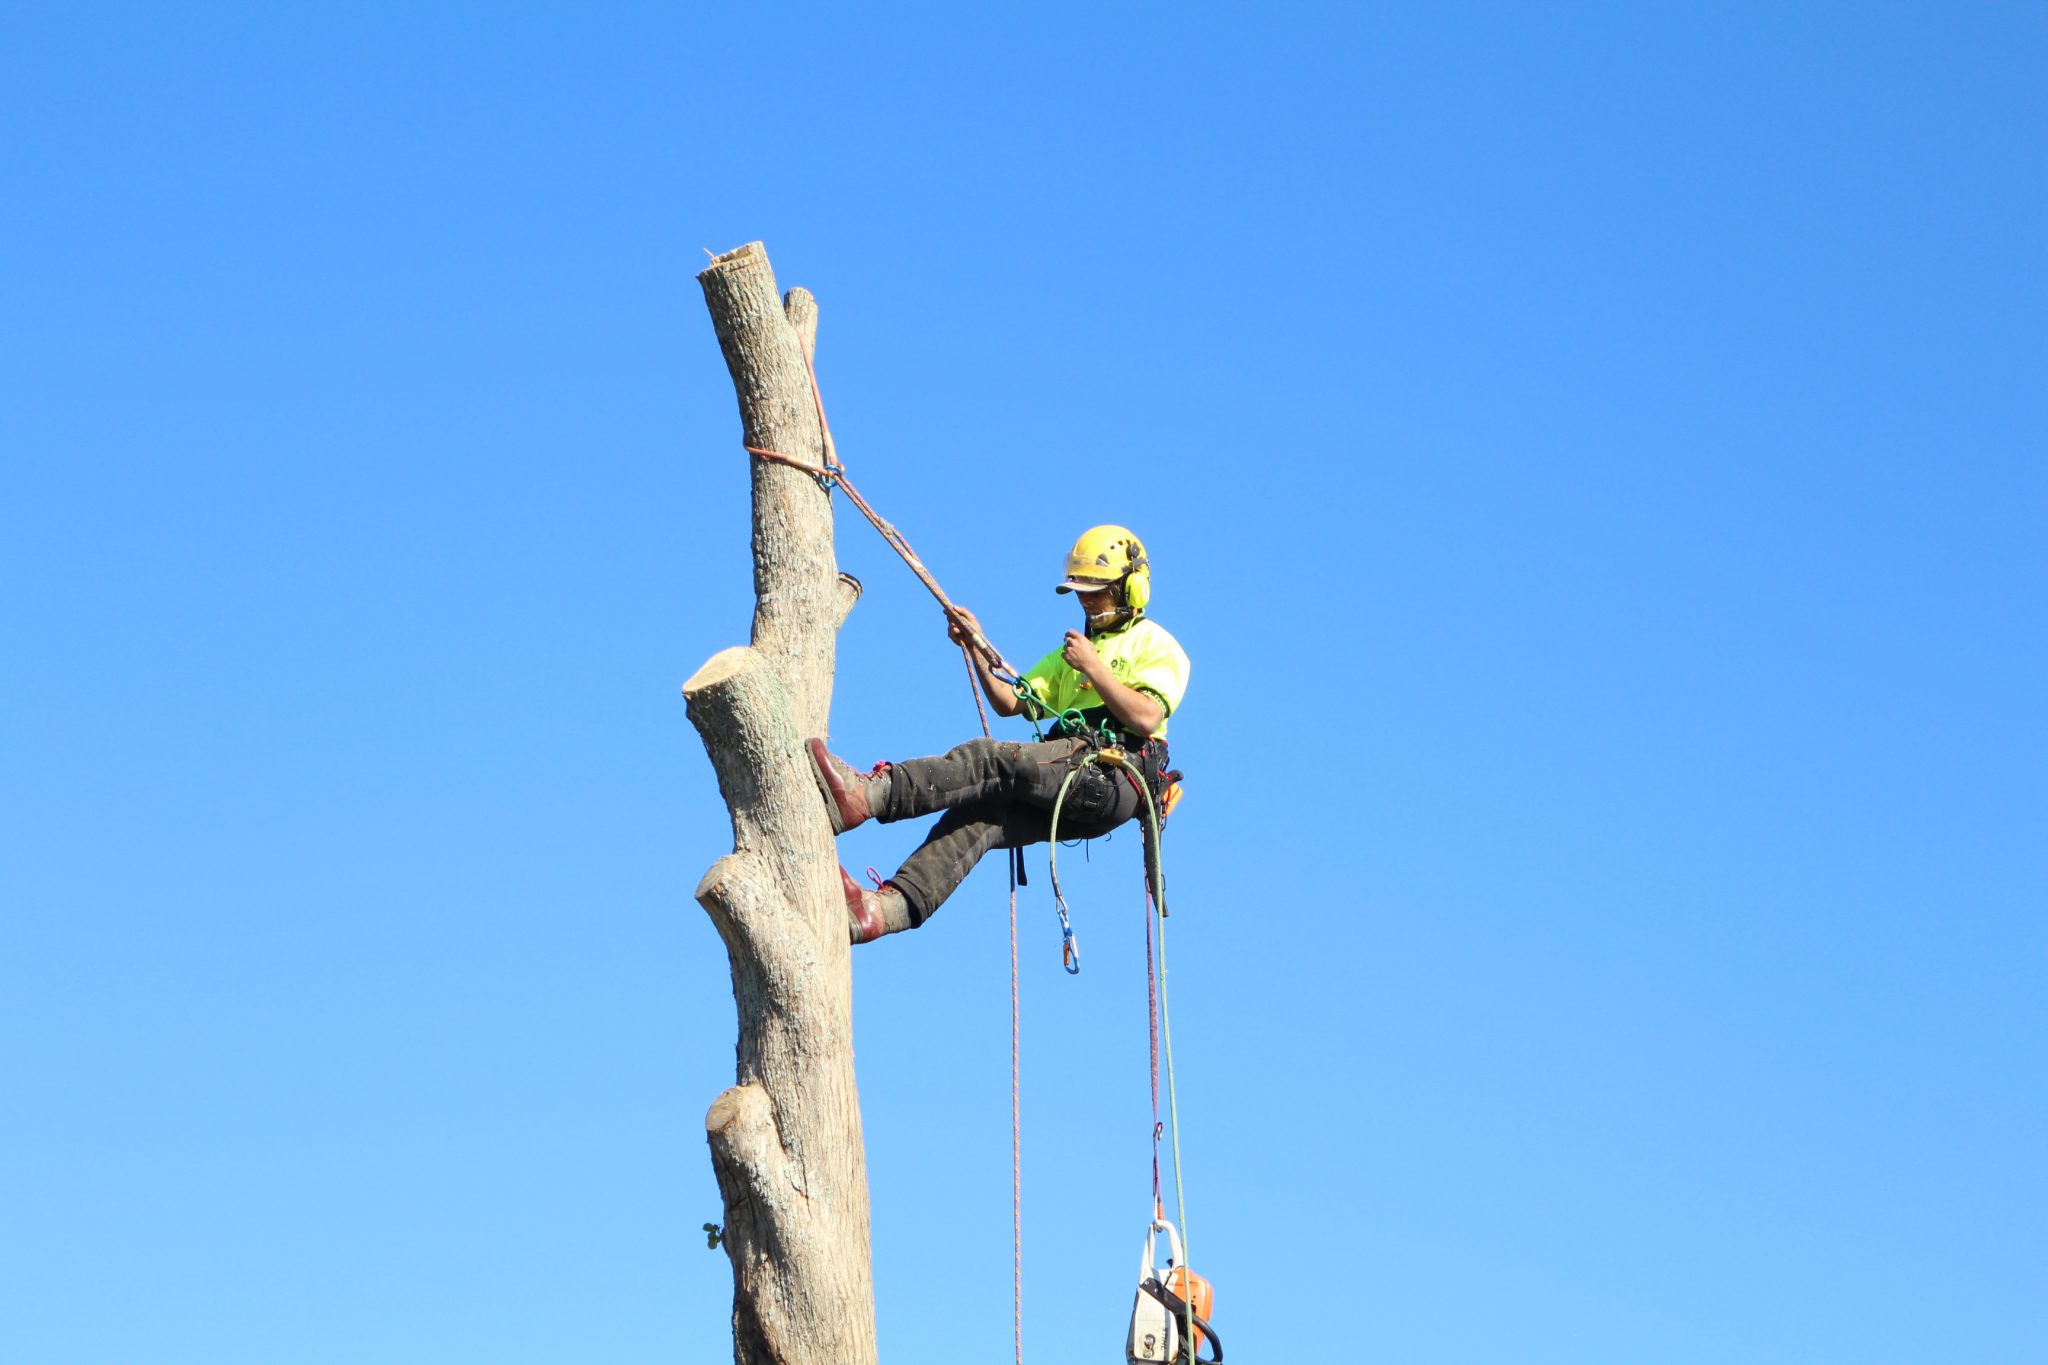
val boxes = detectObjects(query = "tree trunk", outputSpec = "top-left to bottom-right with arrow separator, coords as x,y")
686,242 -> 876,1365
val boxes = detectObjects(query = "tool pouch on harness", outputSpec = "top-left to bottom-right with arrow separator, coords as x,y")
1053,714 -> 1176,813
1127,1219 -> 1221,1365
1123,734 -> 1177,825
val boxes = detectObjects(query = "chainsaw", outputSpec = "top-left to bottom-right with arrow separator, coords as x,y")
1126,1217 -> 1221,1364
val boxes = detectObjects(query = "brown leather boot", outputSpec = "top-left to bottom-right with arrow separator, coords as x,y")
840,867 -> 912,944
808,738 -> 887,835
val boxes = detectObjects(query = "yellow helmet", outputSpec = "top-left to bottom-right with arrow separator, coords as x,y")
1054,525 -> 1151,612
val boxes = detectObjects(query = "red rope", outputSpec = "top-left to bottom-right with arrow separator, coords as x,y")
972,632 -> 1018,1365
965,642 -> 994,739
1010,855 -> 1024,1365
1146,885 -> 1163,1221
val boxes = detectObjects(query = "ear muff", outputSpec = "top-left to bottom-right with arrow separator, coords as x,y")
1122,542 -> 1151,612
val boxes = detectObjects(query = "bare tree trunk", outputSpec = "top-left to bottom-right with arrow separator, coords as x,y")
686,242 -> 876,1365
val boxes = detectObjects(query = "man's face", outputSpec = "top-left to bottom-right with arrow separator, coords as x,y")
1076,586 -> 1118,627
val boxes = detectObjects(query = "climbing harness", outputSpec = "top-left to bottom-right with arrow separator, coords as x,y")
1127,1218 -> 1221,1364
1046,738 -> 1174,970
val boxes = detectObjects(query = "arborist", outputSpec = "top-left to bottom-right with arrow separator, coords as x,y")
807,525 -> 1192,944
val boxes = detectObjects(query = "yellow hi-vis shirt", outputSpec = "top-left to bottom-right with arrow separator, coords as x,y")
1018,616 -> 1191,739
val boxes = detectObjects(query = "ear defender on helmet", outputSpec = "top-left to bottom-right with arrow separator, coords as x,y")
1121,539 -> 1151,612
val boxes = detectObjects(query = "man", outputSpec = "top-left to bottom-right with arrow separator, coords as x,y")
808,525 -> 1192,943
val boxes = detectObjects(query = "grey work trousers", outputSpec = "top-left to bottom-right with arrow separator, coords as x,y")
880,735 -> 1145,925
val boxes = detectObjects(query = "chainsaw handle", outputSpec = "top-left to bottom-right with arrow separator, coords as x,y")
1139,1219 -> 1219,1363
1139,1217 -> 1185,1280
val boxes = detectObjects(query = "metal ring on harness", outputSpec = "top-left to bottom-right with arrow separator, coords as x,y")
1056,899 -> 1081,974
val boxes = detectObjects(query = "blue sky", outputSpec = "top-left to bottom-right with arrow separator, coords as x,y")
4,3 -> 2043,1361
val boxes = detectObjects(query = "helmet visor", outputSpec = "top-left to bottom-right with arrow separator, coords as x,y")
1055,576 -> 1120,595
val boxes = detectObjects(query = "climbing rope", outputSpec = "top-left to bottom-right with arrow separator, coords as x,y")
959,624 -> 1023,1365
1009,851 -> 1023,1365
1154,875 -> 1192,1345
744,336 -> 1035,1361
1046,747 -> 1193,1334
743,333 -> 1199,1364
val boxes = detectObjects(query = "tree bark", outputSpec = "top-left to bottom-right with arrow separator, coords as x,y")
687,242 -> 876,1365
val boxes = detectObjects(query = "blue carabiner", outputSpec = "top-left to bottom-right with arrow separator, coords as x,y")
1056,901 -> 1082,974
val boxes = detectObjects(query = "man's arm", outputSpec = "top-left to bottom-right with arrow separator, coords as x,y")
1061,632 -> 1166,737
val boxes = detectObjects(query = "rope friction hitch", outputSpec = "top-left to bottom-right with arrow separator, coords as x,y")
1127,1217 -> 1221,1365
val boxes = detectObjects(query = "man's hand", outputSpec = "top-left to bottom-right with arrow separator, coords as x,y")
947,606 -> 984,648
1063,630 -> 1164,736
950,607 -> 1022,717
1061,630 -> 1102,679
